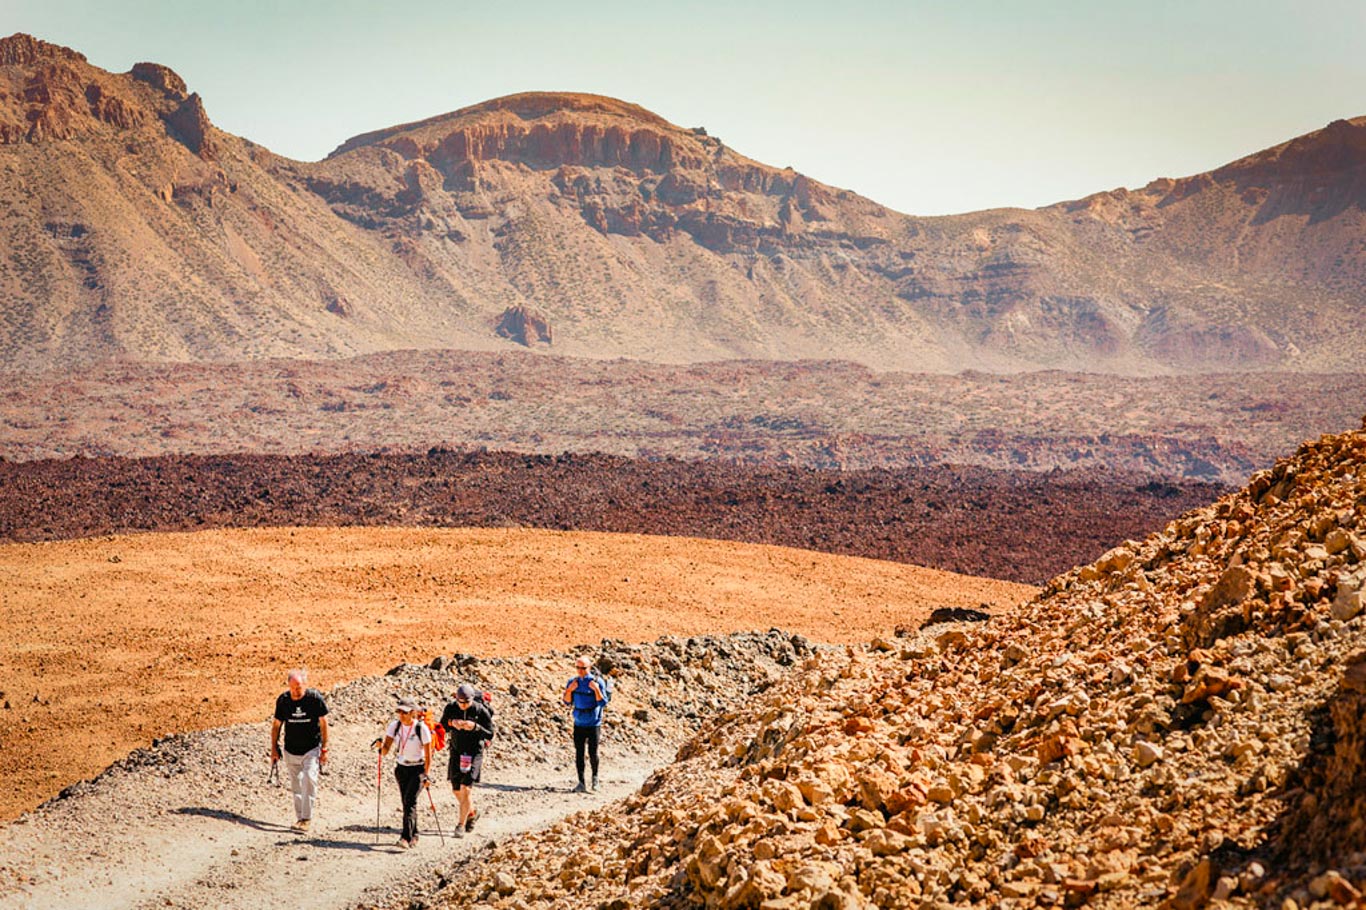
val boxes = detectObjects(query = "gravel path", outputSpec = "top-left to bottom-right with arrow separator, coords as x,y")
0,710 -> 672,910
0,632 -> 819,910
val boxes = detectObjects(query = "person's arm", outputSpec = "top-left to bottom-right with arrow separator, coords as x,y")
473,707 -> 494,739
562,679 -> 577,705
318,716 -> 330,765
588,677 -> 605,704
422,731 -> 433,781
270,719 -> 282,762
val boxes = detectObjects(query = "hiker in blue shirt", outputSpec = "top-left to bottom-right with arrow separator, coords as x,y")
562,656 -> 610,792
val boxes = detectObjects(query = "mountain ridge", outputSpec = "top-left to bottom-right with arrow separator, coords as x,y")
2,33 -> 1364,374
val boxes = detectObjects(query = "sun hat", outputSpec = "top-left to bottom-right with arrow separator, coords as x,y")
396,698 -> 417,713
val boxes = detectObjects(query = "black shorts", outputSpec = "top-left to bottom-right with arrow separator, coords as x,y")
448,750 -> 484,787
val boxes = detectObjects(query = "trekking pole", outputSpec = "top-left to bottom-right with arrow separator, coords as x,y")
371,738 -> 384,844
424,779 -> 446,845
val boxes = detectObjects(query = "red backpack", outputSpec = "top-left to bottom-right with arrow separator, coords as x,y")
420,709 -> 446,751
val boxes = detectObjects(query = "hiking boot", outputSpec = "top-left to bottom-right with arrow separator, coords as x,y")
465,809 -> 478,832
573,781 -> 587,793
591,775 -> 599,792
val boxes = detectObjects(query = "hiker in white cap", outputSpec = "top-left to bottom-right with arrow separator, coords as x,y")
377,699 -> 433,849
270,668 -> 329,833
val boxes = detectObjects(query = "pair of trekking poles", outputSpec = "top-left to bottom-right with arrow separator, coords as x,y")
371,738 -> 446,845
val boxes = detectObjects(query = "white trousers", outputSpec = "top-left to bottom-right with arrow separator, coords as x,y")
282,747 -> 320,821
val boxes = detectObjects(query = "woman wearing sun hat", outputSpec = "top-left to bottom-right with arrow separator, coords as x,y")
377,698 -> 433,849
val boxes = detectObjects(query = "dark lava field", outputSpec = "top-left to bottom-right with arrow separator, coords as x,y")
0,451 -> 1226,584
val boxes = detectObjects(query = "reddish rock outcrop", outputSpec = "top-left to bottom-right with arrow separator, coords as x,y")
129,61 -> 187,99
163,92 -> 216,159
494,305 -> 552,346
0,32 -> 85,66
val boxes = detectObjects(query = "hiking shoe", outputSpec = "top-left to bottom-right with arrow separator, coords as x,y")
395,838 -> 410,850
591,775 -> 599,792
573,781 -> 587,793
465,809 -> 478,832
453,826 -> 465,839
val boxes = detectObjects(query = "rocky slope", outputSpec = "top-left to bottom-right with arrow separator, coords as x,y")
2,33 -> 1365,374
390,416 -> 1366,909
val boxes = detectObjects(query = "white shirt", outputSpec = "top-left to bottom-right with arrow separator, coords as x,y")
385,719 -> 431,765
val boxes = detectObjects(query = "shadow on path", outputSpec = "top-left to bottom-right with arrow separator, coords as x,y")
173,806 -> 292,833
174,807 -> 400,851
478,781 -> 567,795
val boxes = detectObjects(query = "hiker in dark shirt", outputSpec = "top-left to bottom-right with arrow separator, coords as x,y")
270,668 -> 329,832
562,656 -> 607,792
439,683 -> 494,837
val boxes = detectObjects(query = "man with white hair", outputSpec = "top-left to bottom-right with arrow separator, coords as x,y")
270,668 -> 330,832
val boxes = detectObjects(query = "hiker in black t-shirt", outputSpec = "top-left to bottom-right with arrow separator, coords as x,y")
270,668 -> 330,832
439,683 -> 494,837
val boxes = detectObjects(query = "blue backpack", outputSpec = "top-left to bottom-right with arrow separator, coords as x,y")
569,673 -> 612,724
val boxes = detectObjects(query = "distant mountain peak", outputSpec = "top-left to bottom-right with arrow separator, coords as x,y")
0,33 -> 211,155
4,32 -> 1366,375
454,91 -> 673,126
0,33 -> 86,67
329,90 -> 684,160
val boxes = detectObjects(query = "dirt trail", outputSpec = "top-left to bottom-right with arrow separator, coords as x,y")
0,526 -> 1031,822
0,697 -> 673,910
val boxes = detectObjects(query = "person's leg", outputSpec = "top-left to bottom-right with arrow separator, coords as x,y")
465,753 -> 484,831
587,726 -> 600,790
395,765 -> 420,844
300,747 -> 320,822
573,726 -> 588,790
282,750 -> 307,823
454,785 -> 472,835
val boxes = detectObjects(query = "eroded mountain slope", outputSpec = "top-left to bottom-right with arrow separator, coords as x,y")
4,33 -> 1366,373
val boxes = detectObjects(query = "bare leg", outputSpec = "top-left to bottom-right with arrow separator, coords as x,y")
454,785 -> 473,826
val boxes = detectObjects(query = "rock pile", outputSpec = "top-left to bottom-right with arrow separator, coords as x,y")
64,629 -> 816,818
338,630 -> 818,768
396,420 -> 1366,909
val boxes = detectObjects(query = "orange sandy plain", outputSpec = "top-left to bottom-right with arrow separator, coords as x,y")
0,527 -> 1035,819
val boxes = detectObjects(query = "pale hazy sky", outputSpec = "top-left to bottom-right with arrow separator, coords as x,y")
4,0 -> 1362,215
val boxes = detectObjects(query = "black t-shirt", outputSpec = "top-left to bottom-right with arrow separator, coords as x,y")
439,700 -> 494,756
274,689 -> 329,755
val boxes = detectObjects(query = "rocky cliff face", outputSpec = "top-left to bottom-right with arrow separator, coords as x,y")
0,33 -> 207,152
3,33 -> 1366,374
400,418 -> 1366,909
